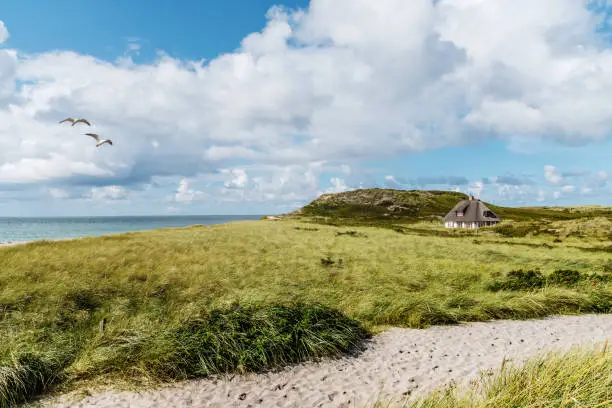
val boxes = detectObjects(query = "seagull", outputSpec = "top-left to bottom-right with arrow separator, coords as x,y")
59,117 -> 91,126
85,133 -> 113,147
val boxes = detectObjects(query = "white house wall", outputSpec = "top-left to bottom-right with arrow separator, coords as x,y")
444,221 -> 500,229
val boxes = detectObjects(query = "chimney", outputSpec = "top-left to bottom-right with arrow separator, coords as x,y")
469,195 -> 474,201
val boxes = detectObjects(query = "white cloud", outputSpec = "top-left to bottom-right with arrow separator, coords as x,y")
544,165 -> 564,185
1,1 -> 612,209
174,179 -> 204,204
48,187 -> 70,199
0,155 -> 111,183
0,21 -> 8,44
495,183 -> 532,203
251,164 -> 320,201
553,191 -> 562,199
126,42 -> 141,56
88,185 -> 129,201
596,170 -> 610,182
325,177 -> 350,193
383,175 -> 403,188
561,184 -> 575,193
166,205 -> 180,213
0,21 -> 10,44
221,168 -> 249,189
537,189 -> 546,202
467,180 -> 484,198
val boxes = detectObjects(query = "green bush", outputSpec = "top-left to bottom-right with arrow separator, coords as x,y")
493,223 -> 542,238
547,269 -> 583,286
488,269 -> 545,291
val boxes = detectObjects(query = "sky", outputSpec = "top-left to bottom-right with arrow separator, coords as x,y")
0,0 -> 612,216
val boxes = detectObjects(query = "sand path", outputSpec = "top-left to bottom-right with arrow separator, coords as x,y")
43,314 -> 611,408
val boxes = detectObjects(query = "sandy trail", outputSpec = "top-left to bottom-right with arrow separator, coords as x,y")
43,314 -> 611,408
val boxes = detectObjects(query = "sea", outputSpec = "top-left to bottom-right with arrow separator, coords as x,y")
0,215 -> 264,244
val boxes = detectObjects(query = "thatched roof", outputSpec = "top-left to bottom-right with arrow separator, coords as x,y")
444,197 -> 501,222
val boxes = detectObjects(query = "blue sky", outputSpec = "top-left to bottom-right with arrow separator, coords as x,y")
2,1 -> 306,62
0,0 -> 611,216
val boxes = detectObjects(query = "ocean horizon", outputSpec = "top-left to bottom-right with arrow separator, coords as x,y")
0,215 -> 266,243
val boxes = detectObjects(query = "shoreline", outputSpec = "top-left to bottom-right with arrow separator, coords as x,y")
0,219 -> 268,249
0,241 -> 29,247
0,237 -> 77,247
43,314 -> 612,408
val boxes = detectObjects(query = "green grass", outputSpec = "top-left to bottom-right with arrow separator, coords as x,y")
381,343 -> 611,408
1,219 -> 611,405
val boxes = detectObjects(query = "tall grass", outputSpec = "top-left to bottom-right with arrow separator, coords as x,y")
1,220 -> 610,403
386,344 -> 611,408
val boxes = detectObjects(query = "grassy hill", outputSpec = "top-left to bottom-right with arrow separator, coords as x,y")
295,189 -> 466,220
294,188 -> 612,223
1,220 -> 610,405
1,190 -> 610,405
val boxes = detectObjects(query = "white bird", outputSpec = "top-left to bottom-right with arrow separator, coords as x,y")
60,117 -> 91,126
85,133 -> 113,148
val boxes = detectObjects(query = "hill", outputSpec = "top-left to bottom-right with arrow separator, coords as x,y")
292,188 -> 612,223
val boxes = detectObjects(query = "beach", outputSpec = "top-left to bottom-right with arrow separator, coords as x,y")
0,241 -> 27,247
43,314 -> 611,408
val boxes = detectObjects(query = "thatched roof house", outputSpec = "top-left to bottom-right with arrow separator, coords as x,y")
444,195 -> 501,229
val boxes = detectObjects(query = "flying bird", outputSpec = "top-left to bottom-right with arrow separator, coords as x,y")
85,133 -> 113,148
59,117 -> 91,126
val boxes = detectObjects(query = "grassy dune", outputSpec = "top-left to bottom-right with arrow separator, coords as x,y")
382,344 -> 611,408
1,219 -> 611,405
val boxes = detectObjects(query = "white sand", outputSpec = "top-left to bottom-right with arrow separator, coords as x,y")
0,241 -> 26,247
43,314 -> 611,408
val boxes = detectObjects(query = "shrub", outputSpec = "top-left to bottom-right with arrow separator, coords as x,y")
586,272 -> 611,284
488,269 -> 545,291
547,269 -> 583,286
493,223 -> 542,238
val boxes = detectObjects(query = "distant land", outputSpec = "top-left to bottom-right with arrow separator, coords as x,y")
287,189 -> 612,223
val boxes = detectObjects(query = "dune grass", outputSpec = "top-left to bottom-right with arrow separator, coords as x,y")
380,343 -> 611,408
1,219 -> 610,405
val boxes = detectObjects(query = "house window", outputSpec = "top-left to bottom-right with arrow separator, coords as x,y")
457,211 -> 464,217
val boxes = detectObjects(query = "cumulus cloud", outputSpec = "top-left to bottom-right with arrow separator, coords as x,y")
596,171 -> 610,182
2,0 -> 612,208
383,175 -> 404,188
174,179 -> 204,204
544,165 -> 564,185
88,185 -> 129,201
467,180 -> 484,198
0,21 -> 8,44
561,184 -> 575,193
221,168 -> 249,189
325,177 -> 350,193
